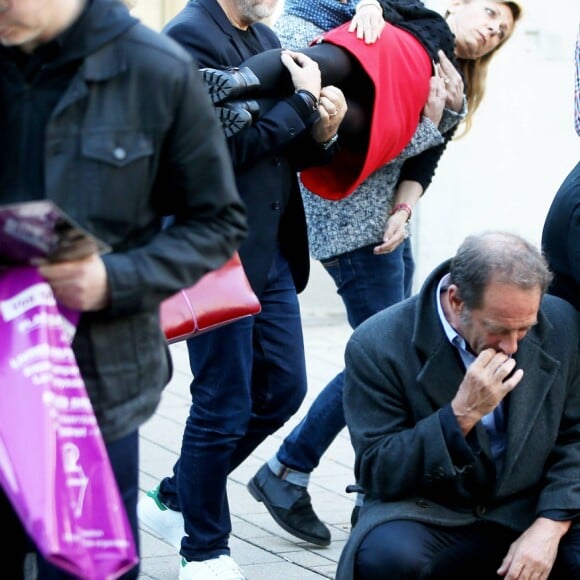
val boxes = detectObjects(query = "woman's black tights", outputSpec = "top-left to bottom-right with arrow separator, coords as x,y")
242,43 -> 355,93
241,43 -> 372,148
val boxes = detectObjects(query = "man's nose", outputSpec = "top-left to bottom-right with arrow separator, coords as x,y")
499,332 -> 519,356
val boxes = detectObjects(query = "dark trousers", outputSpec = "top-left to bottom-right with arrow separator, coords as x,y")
158,249 -> 307,562
277,240 -> 413,473
0,431 -> 140,579
355,519 -> 580,579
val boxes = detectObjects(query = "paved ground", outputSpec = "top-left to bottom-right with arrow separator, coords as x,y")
137,309 -> 354,579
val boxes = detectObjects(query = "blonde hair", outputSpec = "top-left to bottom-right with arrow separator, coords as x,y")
452,0 -> 523,136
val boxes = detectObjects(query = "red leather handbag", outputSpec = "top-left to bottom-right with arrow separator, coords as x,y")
160,252 -> 261,344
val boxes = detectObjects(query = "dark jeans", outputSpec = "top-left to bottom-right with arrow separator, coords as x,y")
277,240 -> 413,473
0,431 -> 140,579
158,249 -> 307,561
355,519 -> 580,579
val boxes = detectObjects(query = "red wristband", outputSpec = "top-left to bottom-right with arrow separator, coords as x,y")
389,203 -> 413,220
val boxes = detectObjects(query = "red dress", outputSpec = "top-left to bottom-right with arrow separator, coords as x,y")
300,22 -> 432,200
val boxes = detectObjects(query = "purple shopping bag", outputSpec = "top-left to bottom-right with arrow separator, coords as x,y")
0,267 -> 137,579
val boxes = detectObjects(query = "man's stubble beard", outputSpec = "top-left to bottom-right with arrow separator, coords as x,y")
238,0 -> 277,24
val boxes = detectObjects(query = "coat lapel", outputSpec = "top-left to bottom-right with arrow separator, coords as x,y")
414,261 -> 464,410
199,0 -> 259,60
416,342 -> 465,410
498,341 -> 559,492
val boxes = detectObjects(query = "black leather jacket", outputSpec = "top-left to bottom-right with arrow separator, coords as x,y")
1,0 -> 247,442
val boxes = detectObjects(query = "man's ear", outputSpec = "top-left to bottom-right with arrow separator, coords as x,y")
447,285 -> 464,314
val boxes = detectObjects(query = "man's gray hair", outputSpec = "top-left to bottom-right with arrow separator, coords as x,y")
449,231 -> 553,310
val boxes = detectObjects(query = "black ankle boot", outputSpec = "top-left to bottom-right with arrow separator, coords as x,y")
215,100 -> 260,138
201,67 -> 261,104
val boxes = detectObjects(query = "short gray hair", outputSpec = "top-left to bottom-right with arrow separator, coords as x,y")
449,231 -> 552,309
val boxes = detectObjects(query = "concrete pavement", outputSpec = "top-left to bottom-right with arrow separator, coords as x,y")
137,304 -> 354,579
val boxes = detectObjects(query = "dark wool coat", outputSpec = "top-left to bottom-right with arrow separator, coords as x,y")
337,259 -> 580,580
542,161 -> 580,311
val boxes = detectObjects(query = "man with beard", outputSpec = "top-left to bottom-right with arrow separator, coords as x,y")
338,231 -> 580,579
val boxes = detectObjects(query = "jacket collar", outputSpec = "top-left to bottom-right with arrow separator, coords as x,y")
196,0 -> 241,38
193,0 -> 263,59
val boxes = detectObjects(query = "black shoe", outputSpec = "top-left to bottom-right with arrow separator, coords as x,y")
247,464 -> 331,547
350,505 -> 360,528
215,100 -> 260,138
201,66 -> 261,104
345,483 -> 365,529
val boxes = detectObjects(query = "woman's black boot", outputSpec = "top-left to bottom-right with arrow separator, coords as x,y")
215,100 -> 260,138
201,67 -> 261,104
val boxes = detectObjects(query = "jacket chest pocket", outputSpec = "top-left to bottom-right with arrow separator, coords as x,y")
81,131 -> 155,225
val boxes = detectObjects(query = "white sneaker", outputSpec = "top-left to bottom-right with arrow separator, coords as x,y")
179,555 -> 247,580
137,486 -> 185,549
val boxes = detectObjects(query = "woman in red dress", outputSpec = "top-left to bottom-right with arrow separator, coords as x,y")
202,0 -> 521,199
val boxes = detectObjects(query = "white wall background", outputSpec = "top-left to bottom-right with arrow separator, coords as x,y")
412,2 -> 579,286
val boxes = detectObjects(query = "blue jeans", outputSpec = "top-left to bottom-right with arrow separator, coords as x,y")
2,431 -> 141,579
277,240 -> 413,475
158,250 -> 307,561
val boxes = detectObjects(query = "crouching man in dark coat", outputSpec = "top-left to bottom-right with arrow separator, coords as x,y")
338,231 -> 580,580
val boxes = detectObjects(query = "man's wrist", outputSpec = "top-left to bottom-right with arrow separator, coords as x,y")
295,89 -> 318,112
319,133 -> 338,150
535,517 -> 572,538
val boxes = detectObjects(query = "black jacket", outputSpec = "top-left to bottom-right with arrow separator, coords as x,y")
164,0 -> 336,296
542,162 -> 580,311
0,0 -> 247,442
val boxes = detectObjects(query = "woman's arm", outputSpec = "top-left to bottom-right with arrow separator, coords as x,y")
372,71 -> 450,255
373,179 -> 422,255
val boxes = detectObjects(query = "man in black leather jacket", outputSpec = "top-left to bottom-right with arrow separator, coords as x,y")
0,0 -> 247,577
